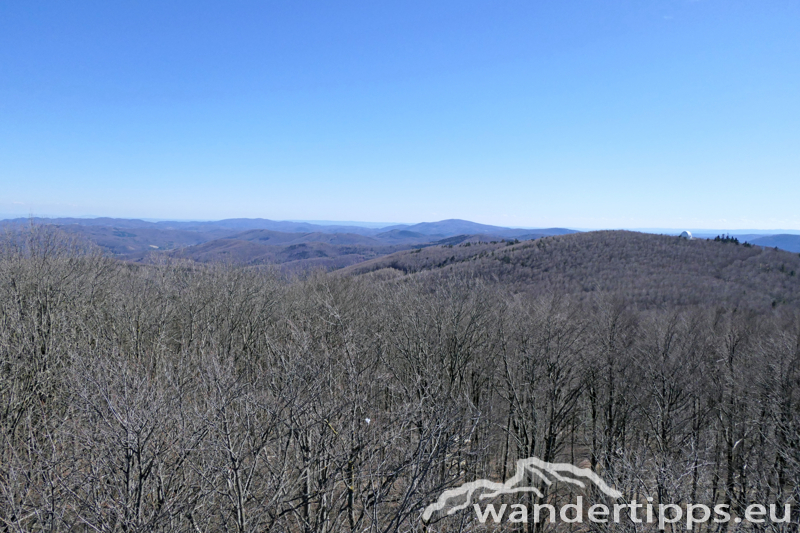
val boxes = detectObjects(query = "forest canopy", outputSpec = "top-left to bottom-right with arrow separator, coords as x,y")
1,224 -> 798,532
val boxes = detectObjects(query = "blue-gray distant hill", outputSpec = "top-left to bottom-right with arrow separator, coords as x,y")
382,219 -> 576,239
748,234 -> 800,253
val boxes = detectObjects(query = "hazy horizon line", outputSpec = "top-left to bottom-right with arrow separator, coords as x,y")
2,214 -> 800,235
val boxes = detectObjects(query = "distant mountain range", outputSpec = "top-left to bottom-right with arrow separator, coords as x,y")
0,216 -> 571,236
2,217 -> 798,269
0,217 -> 577,268
745,234 -> 800,253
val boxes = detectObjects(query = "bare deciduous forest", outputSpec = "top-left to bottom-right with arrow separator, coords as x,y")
1,225 -> 799,532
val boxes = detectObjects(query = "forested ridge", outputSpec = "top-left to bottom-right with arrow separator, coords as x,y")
1,225 -> 799,532
344,231 -> 800,311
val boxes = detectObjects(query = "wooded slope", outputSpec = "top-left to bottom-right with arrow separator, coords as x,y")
343,230 -> 800,310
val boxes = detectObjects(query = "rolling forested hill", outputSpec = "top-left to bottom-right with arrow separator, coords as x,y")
169,238 -> 408,270
342,230 -> 800,310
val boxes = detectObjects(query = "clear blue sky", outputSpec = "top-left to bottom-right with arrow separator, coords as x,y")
1,1 -> 798,229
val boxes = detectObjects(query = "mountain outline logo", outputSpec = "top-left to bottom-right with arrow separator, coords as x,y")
422,456 -> 622,521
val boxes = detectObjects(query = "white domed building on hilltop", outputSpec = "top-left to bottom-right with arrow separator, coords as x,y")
679,230 -> 692,240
